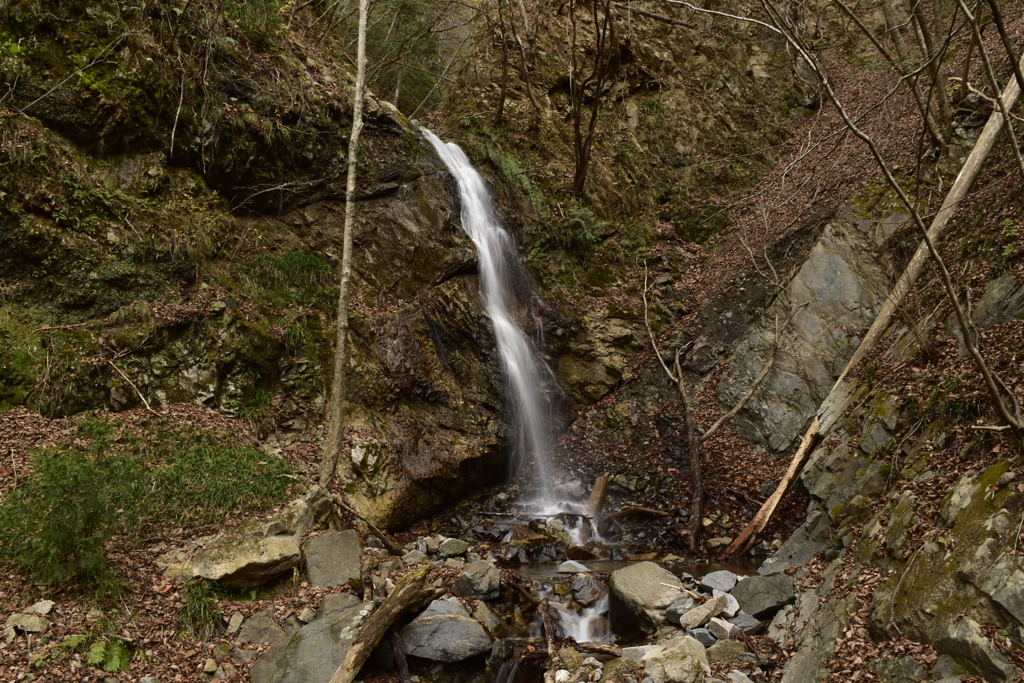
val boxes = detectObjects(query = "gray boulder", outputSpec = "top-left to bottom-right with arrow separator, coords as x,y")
728,614 -> 763,635
451,561 -> 501,600
688,628 -> 716,648
238,614 -> 286,646
249,601 -> 374,683
642,636 -> 710,683
438,538 -> 469,558
730,573 -> 795,619
305,530 -> 363,589
558,560 -> 590,573
400,598 -> 492,662
665,597 -> 696,626
700,571 -> 738,593
677,594 -> 729,630
609,562 -> 684,634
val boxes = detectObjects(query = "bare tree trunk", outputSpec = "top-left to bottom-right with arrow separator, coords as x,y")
910,0 -> 954,140
495,0 -> 510,125
984,0 -> 1024,92
507,1 -> 542,130
320,0 -> 369,489
955,27 -> 977,105
329,566 -> 433,683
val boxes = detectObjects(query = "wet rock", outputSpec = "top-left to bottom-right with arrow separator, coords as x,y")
439,538 -> 469,557
249,601 -> 373,683
451,560 -> 501,600
727,614 -> 763,635
688,629 -> 716,648
609,562 -> 685,635
699,571 -> 737,593
567,545 -> 602,561
488,639 -> 514,669
558,560 -> 590,573
708,617 -> 741,641
304,530 -> 363,589
473,602 -> 507,638
730,573 -> 795,619
572,573 -> 604,606
665,597 -> 696,626
641,636 -> 710,683
399,598 -> 492,662
677,594 -> 728,630
237,614 -> 286,646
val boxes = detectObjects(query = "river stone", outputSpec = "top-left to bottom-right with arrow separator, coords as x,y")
677,594 -> 729,630
451,560 -> 501,600
706,639 -> 746,663
609,562 -> 684,634
700,570 -> 738,593
642,636 -> 710,683
688,628 -> 716,647
708,617 -> 741,641
237,614 -> 286,646
439,538 -> 470,557
402,550 -> 428,564
558,560 -> 590,573
665,596 -> 696,625
249,601 -> 373,683
728,614 -> 763,635
400,598 -> 492,662
305,530 -> 363,589
571,573 -> 603,606
712,589 -> 740,618
730,573 -> 795,619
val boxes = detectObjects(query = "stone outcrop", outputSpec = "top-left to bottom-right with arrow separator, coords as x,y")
399,598 -> 493,662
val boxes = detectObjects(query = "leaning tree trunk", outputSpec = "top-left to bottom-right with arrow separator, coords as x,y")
320,0 -> 369,489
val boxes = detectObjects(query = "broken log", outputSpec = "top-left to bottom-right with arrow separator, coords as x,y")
576,641 -> 623,657
603,506 -> 671,522
538,600 -> 564,671
328,565 -> 433,683
360,553 -> 377,602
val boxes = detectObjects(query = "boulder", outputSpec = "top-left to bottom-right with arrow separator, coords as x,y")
642,636 -> 710,683
665,597 -> 696,625
399,598 -> 493,662
728,614 -> 763,635
249,601 -> 374,683
438,538 -> 469,558
677,594 -> 729,630
320,593 -> 361,617
450,561 -> 501,600
706,639 -> 746,663
571,573 -> 604,606
600,656 -> 641,683
558,561 -> 590,573
237,614 -> 286,646
304,530 -> 363,589
730,573 -> 795,619
700,570 -> 738,593
5,613 -> 48,633
609,562 -> 685,634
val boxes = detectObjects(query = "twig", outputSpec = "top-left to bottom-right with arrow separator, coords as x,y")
333,495 -> 404,556
107,360 -> 157,414
969,424 -> 1011,431
659,582 -> 702,600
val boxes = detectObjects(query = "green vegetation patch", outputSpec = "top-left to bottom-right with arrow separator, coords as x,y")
0,414 -> 294,594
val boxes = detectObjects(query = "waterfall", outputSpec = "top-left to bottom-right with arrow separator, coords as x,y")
421,129 -> 554,496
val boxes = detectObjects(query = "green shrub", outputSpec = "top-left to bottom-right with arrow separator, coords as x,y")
179,578 -> 222,640
0,415 -> 294,594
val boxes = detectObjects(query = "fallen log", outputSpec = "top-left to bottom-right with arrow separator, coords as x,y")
575,641 -> 623,657
328,565 -> 433,683
538,600 -> 564,671
603,506 -> 671,522
332,495 -> 404,557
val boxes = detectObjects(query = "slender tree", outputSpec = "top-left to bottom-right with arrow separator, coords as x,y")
320,0 -> 369,489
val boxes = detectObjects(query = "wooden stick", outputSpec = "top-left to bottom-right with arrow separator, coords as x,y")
388,627 -> 412,683
328,565 -> 433,683
538,600 -> 564,671
575,641 -> 623,657
333,495 -> 404,557
660,583 -> 702,600
108,360 -> 157,415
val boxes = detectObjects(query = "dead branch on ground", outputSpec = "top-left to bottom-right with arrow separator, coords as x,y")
332,495 -> 405,556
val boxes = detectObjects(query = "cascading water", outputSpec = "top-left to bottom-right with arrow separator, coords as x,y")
421,129 -> 558,502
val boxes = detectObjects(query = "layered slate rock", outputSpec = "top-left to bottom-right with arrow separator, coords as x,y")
304,530 -> 362,589
450,561 -> 501,600
609,562 -> 684,635
730,573 -> 795,619
641,636 -> 710,683
400,598 -> 493,662
249,601 -> 374,683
